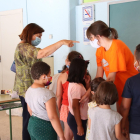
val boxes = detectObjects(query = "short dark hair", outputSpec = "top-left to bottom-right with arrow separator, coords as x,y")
67,58 -> 87,83
95,81 -> 118,105
135,44 -> 140,61
31,61 -> 50,80
67,51 -> 84,62
91,77 -> 105,92
19,23 -> 44,44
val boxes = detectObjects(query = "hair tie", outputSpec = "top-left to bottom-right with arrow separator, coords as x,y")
79,55 -> 82,59
108,27 -> 111,32
85,60 -> 90,64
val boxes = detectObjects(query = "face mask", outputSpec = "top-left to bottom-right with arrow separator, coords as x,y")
45,76 -> 52,86
31,37 -> 41,46
90,39 -> 100,48
66,65 -> 69,69
134,61 -> 139,71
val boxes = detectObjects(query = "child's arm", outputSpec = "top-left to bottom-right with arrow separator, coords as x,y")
72,99 -> 84,136
45,97 -> 65,140
120,98 -> 131,138
27,104 -> 32,116
88,118 -> 91,129
56,76 -> 63,111
115,122 -> 128,140
85,74 -> 91,90
80,88 -> 91,103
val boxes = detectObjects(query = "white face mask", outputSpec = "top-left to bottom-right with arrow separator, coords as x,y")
90,39 -> 100,48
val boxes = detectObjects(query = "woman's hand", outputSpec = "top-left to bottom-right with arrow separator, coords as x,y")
62,40 -> 80,47
77,126 -> 84,136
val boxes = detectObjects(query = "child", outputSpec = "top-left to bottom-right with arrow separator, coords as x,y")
88,81 -> 128,140
56,51 -> 83,140
120,44 -> 140,140
67,58 -> 90,140
25,61 -> 65,140
86,77 -> 105,140
49,65 -> 68,94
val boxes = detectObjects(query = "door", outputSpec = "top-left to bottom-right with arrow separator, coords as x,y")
0,9 -> 23,91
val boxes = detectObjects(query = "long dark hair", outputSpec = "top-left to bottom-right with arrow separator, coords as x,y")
87,20 -> 118,39
67,58 -> 88,84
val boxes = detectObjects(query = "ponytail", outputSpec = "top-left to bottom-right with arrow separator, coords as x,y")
109,28 -> 118,39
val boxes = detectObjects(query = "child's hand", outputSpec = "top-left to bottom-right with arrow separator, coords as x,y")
77,126 -> 84,136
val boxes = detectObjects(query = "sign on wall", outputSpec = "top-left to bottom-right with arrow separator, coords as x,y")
83,27 -> 90,45
82,5 -> 94,25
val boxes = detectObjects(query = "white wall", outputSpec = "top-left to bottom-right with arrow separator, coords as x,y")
0,0 -> 27,29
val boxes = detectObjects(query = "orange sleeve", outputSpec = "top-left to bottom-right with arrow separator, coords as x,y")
109,49 -> 127,73
96,48 -> 102,67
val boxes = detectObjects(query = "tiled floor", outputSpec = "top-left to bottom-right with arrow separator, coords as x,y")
0,110 -> 22,140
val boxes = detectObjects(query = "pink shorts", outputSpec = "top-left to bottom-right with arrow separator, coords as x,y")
60,104 -> 69,122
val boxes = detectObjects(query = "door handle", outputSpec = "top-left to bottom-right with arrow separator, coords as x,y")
0,55 -> 1,62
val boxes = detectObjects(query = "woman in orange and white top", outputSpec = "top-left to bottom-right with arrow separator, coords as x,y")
86,20 -> 138,110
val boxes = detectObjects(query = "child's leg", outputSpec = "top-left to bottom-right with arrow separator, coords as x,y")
82,119 -> 88,139
64,122 -> 73,140
60,105 -> 73,140
67,112 -> 87,140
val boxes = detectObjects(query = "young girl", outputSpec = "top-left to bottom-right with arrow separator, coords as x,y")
88,81 -> 128,140
56,51 -> 84,140
86,77 -> 105,140
67,58 -> 90,140
25,61 -> 65,140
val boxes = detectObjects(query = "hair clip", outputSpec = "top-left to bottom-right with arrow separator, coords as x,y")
108,27 -> 111,32
79,55 -> 82,58
85,60 -> 90,64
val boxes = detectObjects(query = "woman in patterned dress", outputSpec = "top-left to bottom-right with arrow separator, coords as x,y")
13,23 -> 78,140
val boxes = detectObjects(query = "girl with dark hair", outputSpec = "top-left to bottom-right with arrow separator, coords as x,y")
56,51 -> 84,140
14,23 -> 79,140
67,58 -> 90,140
88,81 -> 127,140
86,20 -> 138,110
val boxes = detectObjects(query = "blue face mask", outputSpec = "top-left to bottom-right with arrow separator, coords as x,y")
31,37 -> 41,46
66,65 -> 69,69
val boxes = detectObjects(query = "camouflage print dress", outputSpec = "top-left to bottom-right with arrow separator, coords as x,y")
13,43 -> 42,96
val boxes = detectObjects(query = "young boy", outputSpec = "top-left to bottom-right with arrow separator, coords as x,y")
25,61 -> 65,140
120,44 -> 140,140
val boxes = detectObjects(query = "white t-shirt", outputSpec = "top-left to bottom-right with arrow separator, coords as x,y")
89,107 -> 122,140
49,73 -> 61,95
